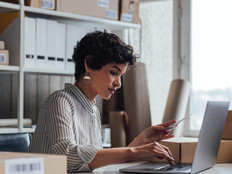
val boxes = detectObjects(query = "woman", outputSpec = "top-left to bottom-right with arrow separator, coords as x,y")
28,30 -> 176,172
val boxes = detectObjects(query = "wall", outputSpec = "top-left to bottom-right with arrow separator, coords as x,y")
130,0 -> 174,125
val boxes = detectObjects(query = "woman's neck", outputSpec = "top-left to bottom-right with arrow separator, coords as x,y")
75,80 -> 96,104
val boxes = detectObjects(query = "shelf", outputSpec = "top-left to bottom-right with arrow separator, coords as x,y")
24,6 -> 141,30
0,65 -> 19,72
0,127 -> 19,133
24,67 -> 74,76
1,2 -> 138,134
0,1 -> 20,13
0,127 -> 35,133
22,127 -> 36,133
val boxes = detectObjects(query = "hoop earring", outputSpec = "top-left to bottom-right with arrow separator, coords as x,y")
83,73 -> 91,80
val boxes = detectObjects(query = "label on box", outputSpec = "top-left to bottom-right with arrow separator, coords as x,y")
4,157 -> 44,174
41,0 -> 55,9
105,9 -> 117,19
98,0 -> 109,8
0,53 -> 6,63
121,13 -> 133,22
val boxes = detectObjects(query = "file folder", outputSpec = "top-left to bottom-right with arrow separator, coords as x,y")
46,20 -> 57,69
35,18 -> 47,69
25,17 -> 36,68
56,23 -> 66,70
66,24 -> 87,72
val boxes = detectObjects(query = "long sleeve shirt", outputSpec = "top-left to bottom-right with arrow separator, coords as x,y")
28,83 -> 102,172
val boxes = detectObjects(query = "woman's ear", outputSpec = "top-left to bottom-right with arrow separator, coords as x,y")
84,56 -> 91,72
84,55 -> 94,72
84,59 -> 88,72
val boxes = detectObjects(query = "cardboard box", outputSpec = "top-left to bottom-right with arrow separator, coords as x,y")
217,139 -> 232,163
151,137 -> 198,163
57,0 -> 119,20
151,137 -> 232,163
0,41 -> 4,50
0,152 -> 67,174
1,0 -> 56,10
0,50 -> 9,66
120,0 -> 140,23
222,110 -> 232,139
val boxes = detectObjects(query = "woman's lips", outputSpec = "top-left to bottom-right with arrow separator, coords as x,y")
108,88 -> 116,94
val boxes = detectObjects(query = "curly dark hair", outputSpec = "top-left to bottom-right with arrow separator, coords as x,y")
72,30 -> 139,81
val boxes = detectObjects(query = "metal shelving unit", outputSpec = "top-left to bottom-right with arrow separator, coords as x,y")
0,0 -> 141,133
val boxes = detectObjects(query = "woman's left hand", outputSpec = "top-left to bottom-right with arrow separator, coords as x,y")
128,120 -> 176,147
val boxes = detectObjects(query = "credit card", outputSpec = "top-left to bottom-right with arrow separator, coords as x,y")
166,114 -> 192,132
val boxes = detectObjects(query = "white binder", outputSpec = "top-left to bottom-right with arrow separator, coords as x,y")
35,18 -> 47,69
25,17 -> 36,68
46,20 -> 57,69
56,23 -> 66,70
66,24 -> 87,72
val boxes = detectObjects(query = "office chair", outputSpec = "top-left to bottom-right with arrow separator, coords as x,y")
0,133 -> 31,152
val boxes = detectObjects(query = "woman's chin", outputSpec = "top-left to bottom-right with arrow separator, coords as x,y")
101,95 -> 112,100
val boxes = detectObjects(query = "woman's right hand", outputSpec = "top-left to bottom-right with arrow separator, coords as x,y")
88,141 -> 174,170
131,141 -> 175,166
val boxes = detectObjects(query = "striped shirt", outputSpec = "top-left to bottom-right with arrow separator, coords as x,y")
28,83 -> 102,172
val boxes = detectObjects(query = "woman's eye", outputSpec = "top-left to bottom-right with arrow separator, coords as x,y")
110,71 -> 117,75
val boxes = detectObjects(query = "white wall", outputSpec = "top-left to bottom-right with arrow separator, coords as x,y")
130,0 -> 174,125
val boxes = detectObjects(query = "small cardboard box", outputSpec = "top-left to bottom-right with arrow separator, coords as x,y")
120,0 -> 140,23
222,110 -> 232,139
57,0 -> 119,20
217,139 -> 232,163
151,137 -> 198,163
0,50 -> 9,66
0,152 -> 67,174
151,137 -> 232,163
0,41 -> 4,50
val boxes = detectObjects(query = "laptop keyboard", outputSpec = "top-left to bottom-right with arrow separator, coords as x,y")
154,164 -> 192,171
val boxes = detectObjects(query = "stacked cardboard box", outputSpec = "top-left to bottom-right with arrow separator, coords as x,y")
0,41 -> 4,50
222,110 -> 232,139
0,152 -> 67,174
0,40 -> 9,66
120,0 -> 140,23
57,0 -> 119,20
151,137 -> 232,163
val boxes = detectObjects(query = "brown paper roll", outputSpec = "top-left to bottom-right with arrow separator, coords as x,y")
162,79 -> 191,136
122,62 -> 151,143
109,111 -> 127,147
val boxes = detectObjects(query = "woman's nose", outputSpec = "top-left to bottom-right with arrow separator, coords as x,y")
113,78 -> 121,88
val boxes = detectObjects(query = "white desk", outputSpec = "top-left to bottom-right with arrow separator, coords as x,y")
87,162 -> 232,174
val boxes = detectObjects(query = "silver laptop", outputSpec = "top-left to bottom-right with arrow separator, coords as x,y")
120,101 -> 230,174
